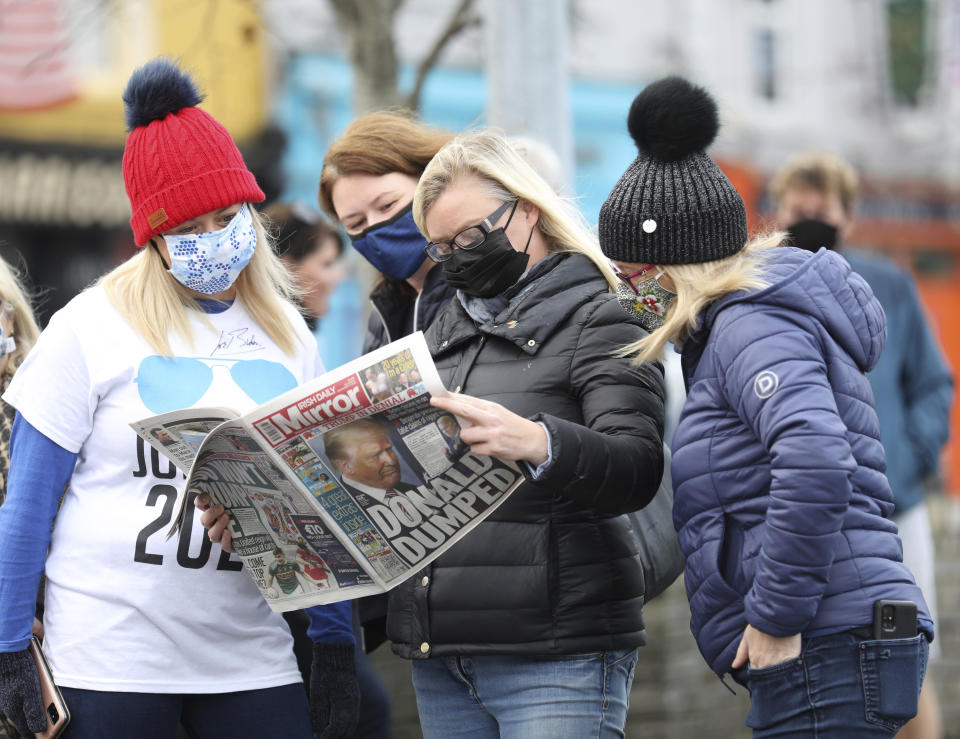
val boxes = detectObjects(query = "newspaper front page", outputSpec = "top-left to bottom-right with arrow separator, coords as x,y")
131,333 -> 523,611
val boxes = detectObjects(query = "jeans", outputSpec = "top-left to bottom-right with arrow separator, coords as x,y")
59,683 -> 312,739
411,649 -> 639,739
731,631 -> 928,737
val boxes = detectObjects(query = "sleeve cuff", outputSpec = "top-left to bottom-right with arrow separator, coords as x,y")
521,422 -> 553,480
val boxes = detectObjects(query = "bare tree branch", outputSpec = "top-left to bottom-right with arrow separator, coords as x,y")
405,0 -> 481,111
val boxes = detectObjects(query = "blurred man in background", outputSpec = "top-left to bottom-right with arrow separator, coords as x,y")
772,150 -> 954,739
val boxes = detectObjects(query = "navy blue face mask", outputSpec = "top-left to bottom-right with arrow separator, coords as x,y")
349,203 -> 427,280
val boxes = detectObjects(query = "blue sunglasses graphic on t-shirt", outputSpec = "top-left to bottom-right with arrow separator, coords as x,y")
135,356 -> 298,414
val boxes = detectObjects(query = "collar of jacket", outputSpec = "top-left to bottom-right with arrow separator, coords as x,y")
369,263 -> 456,339
425,252 -> 609,356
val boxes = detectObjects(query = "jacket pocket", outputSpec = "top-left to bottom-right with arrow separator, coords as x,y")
718,514 -> 744,591
860,635 -> 926,731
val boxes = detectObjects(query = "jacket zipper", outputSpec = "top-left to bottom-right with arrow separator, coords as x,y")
412,290 -> 422,333
369,300 -> 391,344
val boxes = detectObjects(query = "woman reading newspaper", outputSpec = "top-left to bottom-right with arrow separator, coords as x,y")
208,129 -> 667,737
0,60 -> 356,739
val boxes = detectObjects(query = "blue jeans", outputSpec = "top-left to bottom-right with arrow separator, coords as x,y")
731,632 -> 928,737
59,683 -> 311,739
411,649 -> 638,738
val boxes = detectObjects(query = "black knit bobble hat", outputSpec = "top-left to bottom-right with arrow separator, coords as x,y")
599,76 -> 747,265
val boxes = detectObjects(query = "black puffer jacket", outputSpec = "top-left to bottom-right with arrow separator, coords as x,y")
362,264 -> 457,354
387,252 -> 665,659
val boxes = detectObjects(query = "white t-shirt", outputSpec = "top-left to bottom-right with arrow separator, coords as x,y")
4,286 -> 323,693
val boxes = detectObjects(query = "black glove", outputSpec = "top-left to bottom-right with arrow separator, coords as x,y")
309,642 -> 359,739
0,648 -> 45,737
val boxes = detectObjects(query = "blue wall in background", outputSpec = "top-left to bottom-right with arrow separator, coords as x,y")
274,55 -> 641,367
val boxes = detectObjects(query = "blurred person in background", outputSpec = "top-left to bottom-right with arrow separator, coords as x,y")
0,59 -> 356,739
266,201 -> 346,330
772,150 -> 953,739
506,135 -> 567,196
602,76 -> 932,736
0,255 -> 41,739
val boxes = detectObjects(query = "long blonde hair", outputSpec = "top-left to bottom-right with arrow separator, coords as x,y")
412,128 -> 617,289
622,233 -> 784,364
0,255 -> 40,375
100,205 -> 302,357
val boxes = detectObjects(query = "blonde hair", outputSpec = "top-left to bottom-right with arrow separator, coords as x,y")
0,255 -> 40,375
622,233 -> 784,364
412,129 -> 617,289
769,150 -> 859,215
100,205 -> 302,357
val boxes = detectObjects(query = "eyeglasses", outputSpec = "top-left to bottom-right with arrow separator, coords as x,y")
424,200 -> 518,263
615,265 -> 657,295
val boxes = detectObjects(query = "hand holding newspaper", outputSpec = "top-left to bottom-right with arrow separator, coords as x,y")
130,332 -> 523,611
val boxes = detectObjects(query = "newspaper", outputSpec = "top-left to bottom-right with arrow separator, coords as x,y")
130,332 -> 523,612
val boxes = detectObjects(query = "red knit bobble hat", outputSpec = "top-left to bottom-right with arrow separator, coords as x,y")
121,58 -> 265,246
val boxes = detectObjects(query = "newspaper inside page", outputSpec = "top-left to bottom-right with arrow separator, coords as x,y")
129,407 -> 240,475
181,422 -> 383,609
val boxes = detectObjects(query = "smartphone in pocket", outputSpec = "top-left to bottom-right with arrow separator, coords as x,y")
873,599 -> 918,640
27,637 -> 70,738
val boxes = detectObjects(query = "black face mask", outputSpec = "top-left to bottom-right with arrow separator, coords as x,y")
786,219 -> 840,253
441,226 -> 532,298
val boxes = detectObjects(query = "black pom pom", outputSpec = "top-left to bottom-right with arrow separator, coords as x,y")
626,76 -> 719,163
122,59 -> 204,131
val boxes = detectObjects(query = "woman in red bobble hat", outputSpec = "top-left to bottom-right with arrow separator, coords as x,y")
0,59 -> 357,739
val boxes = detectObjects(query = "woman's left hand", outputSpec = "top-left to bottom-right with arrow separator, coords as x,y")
195,493 -> 234,553
430,394 -> 549,466
731,624 -> 801,671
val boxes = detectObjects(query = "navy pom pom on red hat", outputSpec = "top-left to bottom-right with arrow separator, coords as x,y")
599,76 -> 747,265
122,59 -> 203,131
121,58 -> 264,246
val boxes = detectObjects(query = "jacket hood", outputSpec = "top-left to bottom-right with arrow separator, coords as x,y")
701,247 -> 886,372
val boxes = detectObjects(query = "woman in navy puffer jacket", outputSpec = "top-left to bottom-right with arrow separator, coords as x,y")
599,76 -> 932,737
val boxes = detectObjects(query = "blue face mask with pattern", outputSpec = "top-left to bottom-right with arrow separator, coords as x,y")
163,203 -> 256,294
